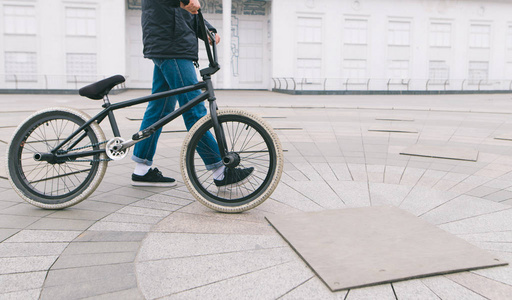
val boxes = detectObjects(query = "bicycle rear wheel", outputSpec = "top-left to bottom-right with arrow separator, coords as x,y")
6,107 -> 108,209
181,109 -> 283,213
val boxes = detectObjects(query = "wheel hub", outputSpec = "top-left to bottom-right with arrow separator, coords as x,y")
222,152 -> 240,168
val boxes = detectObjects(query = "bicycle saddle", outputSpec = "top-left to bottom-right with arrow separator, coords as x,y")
79,75 -> 125,100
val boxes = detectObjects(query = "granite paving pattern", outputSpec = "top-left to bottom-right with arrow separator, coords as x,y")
1,91 -> 512,299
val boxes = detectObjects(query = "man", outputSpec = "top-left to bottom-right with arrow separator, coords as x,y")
131,0 -> 253,188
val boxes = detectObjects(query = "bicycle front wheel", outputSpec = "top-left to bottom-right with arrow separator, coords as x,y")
6,107 -> 108,209
181,109 -> 283,213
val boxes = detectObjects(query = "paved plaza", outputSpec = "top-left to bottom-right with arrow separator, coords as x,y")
2,90 -> 512,299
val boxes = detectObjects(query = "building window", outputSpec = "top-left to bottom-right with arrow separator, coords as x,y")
344,19 -> 367,45
507,25 -> 512,49
343,59 -> 367,83
65,7 -> 96,36
468,61 -> 489,85
469,24 -> 490,48
388,60 -> 409,79
429,61 -> 450,84
430,22 -> 451,47
66,53 -> 97,82
297,16 -> 322,44
5,52 -> 37,82
297,58 -> 321,83
388,21 -> 410,46
3,5 -> 36,35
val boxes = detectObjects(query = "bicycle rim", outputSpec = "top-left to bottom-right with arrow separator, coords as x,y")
185,113 -> 278,207
10,111 -> 101,204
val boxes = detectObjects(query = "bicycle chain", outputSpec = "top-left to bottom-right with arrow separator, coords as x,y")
60,140 -> 113,163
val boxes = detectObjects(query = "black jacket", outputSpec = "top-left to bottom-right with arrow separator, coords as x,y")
141,0 -> 216,61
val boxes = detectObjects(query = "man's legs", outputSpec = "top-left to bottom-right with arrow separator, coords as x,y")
156,59 -> 223,170
131,61 -> 177,186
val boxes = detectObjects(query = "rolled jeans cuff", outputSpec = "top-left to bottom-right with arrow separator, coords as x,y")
205,160 -> 223,171
131,155 -> 153,166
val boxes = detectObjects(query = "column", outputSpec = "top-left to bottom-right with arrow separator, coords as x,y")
222,0 -> 232,88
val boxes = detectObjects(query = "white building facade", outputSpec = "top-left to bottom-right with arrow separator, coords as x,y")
1,0 -> 512,91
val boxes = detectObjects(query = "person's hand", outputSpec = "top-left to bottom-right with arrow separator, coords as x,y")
208,32 -> 221,45
180,0 -> 200,14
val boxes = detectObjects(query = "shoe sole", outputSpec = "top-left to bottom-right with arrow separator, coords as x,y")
216,168 -> 255,190
131,181 -> 177,187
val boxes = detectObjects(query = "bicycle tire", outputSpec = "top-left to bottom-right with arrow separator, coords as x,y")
181,109 -> 283,213
6,107 -> 108,209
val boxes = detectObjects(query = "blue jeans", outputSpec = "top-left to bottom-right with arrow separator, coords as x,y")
132,58 -> 223,171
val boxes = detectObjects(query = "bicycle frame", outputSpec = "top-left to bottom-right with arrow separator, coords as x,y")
45,10 -> 228,163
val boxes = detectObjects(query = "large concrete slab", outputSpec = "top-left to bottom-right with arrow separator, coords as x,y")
400,144 -> 479,161
266,206 -> 507,292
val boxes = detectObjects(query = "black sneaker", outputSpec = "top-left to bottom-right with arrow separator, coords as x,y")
214,167 -> 255,188
131,168 -> 177,187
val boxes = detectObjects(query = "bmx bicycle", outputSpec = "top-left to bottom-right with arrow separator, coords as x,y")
5,11 -> 283,213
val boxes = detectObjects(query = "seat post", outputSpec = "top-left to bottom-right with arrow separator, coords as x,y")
102,95 -> 111,108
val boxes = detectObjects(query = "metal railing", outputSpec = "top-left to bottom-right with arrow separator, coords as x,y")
272,77 -> 512,92
0,74 -> 127,91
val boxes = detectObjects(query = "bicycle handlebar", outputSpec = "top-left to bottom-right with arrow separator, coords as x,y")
197,10 -> 220,73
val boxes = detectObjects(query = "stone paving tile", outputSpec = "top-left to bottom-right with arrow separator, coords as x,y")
164,261 -> 314,300
137,233 -> 287,261
268,183 -> 323,211
0,229 -> 17,242
82,288 -> 144,300
129,199 -> 183,211
484,190 -> 512,202
51,252 -> 137,269
383,166 -> 405,184
46,209 -> 111,221
44,263 -> 135,287
399,167 -> 426,186
3,230 -> 82,243
466,186 -> 501,198
74,200 -> 126,213
421,276 -> 487,300
62,242 -> 140,255
368,183 -> 412,207
0,203 -> 53,217
439,208 -> 512,235
327,163 -> 353,181
446,272 -> 512,299
392,279 -> 440,300
280,276 -> 347,300
292,162 -> 324,181
0,201 -> 16,210
0,214 -> 39,229
88,221 -> 153,232
0,256 -> 57,275
101,212 -> 163,225
345,284 -> 396,300
471,252 -> 512,286
153,212 -> 273,235
136,248 -> 297,299
346,164 -> 368,182
116,206 -> 171,217
327,181 -> 371,207
39,273 -> 138,300
0,242 -> 68,257
26,218 -> 95,231
88,192 -> 142,206
399,186 -> 459,216
0,289 -> 41,300
0,271 -> 46,294
285,181 -> 346,210
310,163 -> 339,181
421,195 -> 510,225
74,231 -> 147,242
